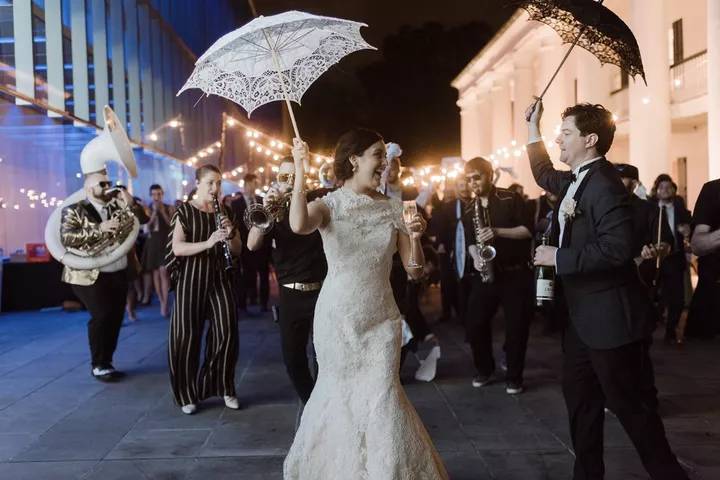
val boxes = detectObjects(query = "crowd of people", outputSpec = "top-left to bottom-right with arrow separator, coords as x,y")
57,97 -> 720,480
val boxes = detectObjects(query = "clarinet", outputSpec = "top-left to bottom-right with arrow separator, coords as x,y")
212,194 -> 234,272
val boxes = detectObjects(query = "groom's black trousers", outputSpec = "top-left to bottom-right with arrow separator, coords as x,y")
278,286 -> 319,403
562,325 -> 688,480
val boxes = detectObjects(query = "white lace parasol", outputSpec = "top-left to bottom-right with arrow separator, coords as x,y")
178,10 -> 375,137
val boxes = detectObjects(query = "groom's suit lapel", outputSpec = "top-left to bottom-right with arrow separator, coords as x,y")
561,158 -> 606,248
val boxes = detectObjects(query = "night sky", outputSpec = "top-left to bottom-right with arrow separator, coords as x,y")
222,1 -> 516,165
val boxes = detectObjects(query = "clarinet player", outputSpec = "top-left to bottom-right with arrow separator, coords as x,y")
460,157 -> 534,394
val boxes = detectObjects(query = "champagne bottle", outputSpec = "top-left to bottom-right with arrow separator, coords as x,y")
535,235 -> 555,307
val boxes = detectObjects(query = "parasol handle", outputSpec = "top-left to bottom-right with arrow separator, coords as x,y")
527,25 -> 588,121
262,28 -> 302,140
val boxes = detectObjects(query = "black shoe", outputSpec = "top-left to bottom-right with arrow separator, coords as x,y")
91,366 -> 117,382
472,373 -> 493,388
106,364 -> 126,380
506,381 -> 524,395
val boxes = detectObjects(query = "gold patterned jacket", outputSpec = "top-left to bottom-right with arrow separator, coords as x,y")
60,198 -> 148,286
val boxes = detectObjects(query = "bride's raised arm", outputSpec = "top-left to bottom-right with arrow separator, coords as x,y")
289,139 -> 330,235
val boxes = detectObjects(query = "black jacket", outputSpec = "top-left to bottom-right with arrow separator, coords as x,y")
528,142 -> 653,349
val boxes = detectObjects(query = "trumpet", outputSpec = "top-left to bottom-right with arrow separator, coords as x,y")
243,191 -> 292,234
472,196 -> 496,283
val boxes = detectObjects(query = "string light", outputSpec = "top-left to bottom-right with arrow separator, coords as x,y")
148,133 -> 158,142
168,120 -> 180,128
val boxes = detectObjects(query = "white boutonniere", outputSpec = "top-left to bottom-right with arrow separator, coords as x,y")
559,197 -> 580,222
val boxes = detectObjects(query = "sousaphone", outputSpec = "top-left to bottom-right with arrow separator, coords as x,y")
44,106 -> 139,270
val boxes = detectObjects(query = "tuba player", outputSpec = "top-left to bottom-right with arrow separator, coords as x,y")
58,109 -> 148,382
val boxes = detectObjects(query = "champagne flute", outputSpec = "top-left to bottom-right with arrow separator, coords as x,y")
403,200 -> 421,268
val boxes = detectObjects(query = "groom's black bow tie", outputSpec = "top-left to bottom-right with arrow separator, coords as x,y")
570,162 -> 595,182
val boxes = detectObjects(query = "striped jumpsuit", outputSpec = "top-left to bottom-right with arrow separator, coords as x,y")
166,202 -> 238,405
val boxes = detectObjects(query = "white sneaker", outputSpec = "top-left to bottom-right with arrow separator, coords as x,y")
224,396 -> 240,410
181,404 -> 197,415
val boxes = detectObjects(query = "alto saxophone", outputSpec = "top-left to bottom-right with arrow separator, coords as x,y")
472,196 -> 496,283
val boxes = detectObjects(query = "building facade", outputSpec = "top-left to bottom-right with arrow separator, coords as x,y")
452,0 -> 718,207
0,0 -> 256,255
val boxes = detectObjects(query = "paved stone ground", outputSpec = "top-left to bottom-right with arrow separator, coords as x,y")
0,287 -> 718,479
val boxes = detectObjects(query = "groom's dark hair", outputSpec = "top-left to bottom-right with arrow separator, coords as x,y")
334,128 -> 383,181
562,103 -> 616,155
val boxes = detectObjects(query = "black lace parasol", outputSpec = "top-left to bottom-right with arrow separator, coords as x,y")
512,0 -> 646,101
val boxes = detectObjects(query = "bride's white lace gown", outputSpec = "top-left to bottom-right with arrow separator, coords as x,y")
283,188 -> 449,480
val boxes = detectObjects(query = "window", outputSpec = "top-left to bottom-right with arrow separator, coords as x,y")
669,19 -> 684,66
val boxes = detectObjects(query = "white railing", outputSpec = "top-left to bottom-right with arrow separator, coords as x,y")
670,51 -> 707,104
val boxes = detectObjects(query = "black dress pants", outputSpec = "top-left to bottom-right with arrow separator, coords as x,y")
562,325 -> 688,480
658,256 -> 686,339
278,286 -> 319,403
464,268 -> 532,383
71,270 -> 128,369
438,252 -> 459,319
240,250 -> 269,309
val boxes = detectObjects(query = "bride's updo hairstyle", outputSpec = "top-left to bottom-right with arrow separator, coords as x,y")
333,128 -> 384,181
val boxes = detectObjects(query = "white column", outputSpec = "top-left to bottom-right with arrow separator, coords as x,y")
70,0 -> 90,122
12,0 -> 34,105
45,0 -> 65,116
629,0 -> 671,187
476,95 -> 493,158
459,100 -> 473,161
92,0 -> 109,127
535,37 -> 571,148
110,0 -> 127,128
575,48 -> 609,106
491,77 -> 512,155
708,0 -> 720,180
138,4 -> 154,138
151,19 -> 165,135
125,0 -> 142,142
512,57 -> 540,196
459,94 -> 481,160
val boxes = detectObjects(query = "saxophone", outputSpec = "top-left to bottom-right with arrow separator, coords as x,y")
472,196 -> 496,283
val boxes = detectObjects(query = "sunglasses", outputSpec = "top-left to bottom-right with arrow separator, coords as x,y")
96,181 -> 113,189
465,174 -> 483,182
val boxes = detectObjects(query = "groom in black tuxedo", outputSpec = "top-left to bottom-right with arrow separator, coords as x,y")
526,100 -> 688,480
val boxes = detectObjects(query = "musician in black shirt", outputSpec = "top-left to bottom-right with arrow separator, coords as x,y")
247,159 -> 329,403
688,178 -> 720,338
460,157 -> 533,395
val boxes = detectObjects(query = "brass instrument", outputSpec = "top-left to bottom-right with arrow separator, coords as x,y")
472,196 -> 496,283
71,201 -> 137,257
212,194 -> 234,272
45,105 -> 140,271
243,177 -> 293,234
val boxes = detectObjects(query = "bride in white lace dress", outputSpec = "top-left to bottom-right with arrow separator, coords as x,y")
283,130 -> 448,480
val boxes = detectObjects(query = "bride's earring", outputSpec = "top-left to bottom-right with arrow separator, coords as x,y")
351,162 -> 358,173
